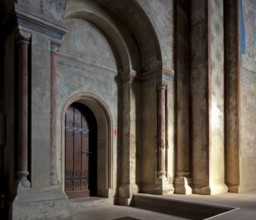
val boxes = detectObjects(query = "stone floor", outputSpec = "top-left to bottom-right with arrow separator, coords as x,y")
70,206 -> 182,220
66,190 -> 256,220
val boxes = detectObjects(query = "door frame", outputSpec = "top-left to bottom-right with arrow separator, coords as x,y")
61,93 -> 113,198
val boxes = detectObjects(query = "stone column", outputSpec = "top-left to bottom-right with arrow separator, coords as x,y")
156,79 -> 167,179
118,72 -> 139,206
174,1 -> 192,195
16,30 -> 31,190
154,79 -> 172,194
50,42 -> 59,185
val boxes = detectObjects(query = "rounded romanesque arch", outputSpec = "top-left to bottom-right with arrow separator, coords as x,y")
63,0 -> 163,74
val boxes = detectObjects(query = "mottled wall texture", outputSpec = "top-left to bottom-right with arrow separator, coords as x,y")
239,0 -> 256,191
56,14 -> 119,195
1,0 -> 256,219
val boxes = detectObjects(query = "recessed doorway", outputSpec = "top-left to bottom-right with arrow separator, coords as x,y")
65,102 -> 97,198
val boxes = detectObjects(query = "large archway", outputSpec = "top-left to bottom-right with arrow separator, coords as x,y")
58,0 -> 169,204
62,93 -> 113,198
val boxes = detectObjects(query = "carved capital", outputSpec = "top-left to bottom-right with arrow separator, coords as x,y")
156,78 -> 168,89
16,29 -> 31,44
120,71 -> 141,83
51,42 -> 61,53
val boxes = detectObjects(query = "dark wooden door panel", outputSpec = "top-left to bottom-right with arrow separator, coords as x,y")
81,114 -> 89,191
65,107 -> 74,192
73,107 -> 82,192
65,104 -> 90,198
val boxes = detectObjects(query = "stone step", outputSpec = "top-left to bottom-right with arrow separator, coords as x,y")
69,197 -> 114,213
133,194 -> 234,219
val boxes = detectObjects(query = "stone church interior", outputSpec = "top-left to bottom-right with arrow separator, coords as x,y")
1,0 -> 256,219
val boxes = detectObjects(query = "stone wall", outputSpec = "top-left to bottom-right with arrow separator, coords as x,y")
191,0 -> 227,194
3,0 -> 256,219
174,1 -> 191,194
56,16 -> 119,192
239,0 -> 256,192
137,0 -> 174,71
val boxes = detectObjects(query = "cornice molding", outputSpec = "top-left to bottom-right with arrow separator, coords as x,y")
15,7 -> 67,41
142,68 -> 174,84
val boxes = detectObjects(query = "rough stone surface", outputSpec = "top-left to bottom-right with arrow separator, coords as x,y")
239,0 -> 256,192
1,0 -> 256,219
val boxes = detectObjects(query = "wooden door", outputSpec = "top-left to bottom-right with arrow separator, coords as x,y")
65,104 -> 90,198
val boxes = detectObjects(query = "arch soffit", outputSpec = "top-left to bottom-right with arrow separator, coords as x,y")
64,0 -> 141,74
93,0 -> 163,73
64,0 -> 163,74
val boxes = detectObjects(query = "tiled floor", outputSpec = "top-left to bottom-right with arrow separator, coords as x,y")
67,191 -> 256,220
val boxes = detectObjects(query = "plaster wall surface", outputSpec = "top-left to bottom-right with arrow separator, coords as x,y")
16,0 -> 66,21
141,81 -> 157,190
137,0 -> 174,71
30,32 -> 51,191
56,16 -> 119,192
4,0 -> 256,219
175,3 -> 190,179
239,0 -> 256,192
208,0 -> 226,192
190,0 -> 209,192
240,71 -> 256,191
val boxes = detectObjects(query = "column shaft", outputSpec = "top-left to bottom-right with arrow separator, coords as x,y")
157,81 -> 167,179
16,33 -> 31,188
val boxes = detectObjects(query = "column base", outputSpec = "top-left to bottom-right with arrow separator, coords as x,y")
118,183 -> 139,206
98,187 -> 116,198
193,183 -> 228,195
50,171 -> 58,185
174,177 -> 192,195
142,176 -> 174,195
227,184 -> 239,193
16,171 -> 31,193
193,184 -> 211,195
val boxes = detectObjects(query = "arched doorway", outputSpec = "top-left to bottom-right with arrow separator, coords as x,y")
65,102 -> 97,198
62,94 -> 113,198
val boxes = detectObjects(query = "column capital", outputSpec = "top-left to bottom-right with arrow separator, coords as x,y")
50,41 -> 61,54
156,78 -> 168,89
120,71 -> 141,83
16,29 -> 31,44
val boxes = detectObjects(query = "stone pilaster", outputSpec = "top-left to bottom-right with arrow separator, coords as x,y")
191,0 -> 227,195
15,30 -> 31,192
118,72 -> 139,205
174,1 -> 192,195
224,0 -> 240,193
141,70 -> 174,195
12,6 -> 69,220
